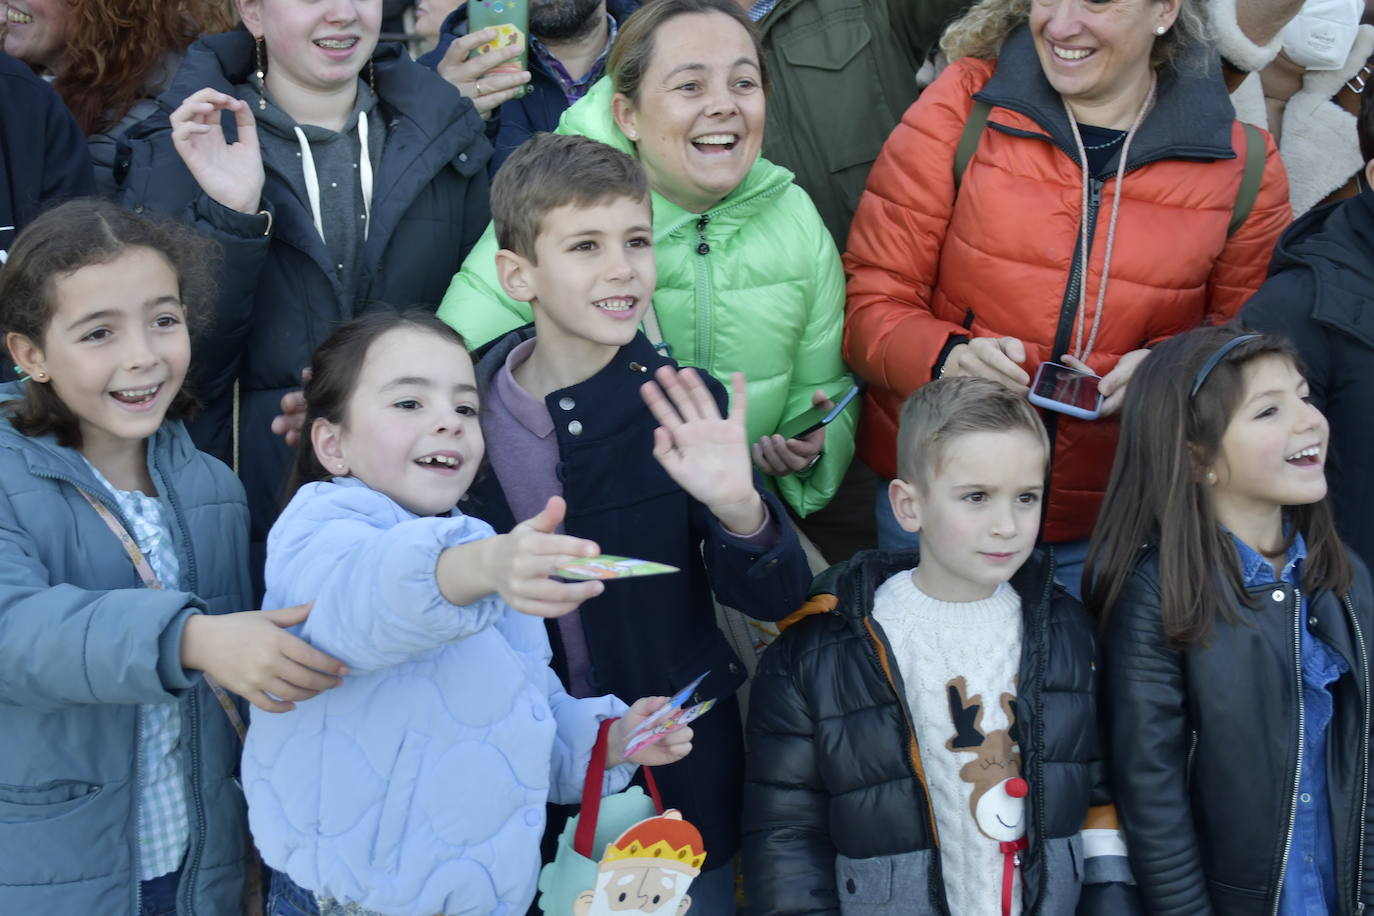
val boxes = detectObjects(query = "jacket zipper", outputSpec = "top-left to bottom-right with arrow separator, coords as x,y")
1345,593 -> 1370,913
693,214 -> 713,369
37,457 -> 208,910
1028,550 -> 1055,916
1049,176 -> 1104,363
1273,587 -> 1307,916
153,447 -> 207,914
133,707 -> 146,914
1186,730 -> 1199,787
855,580 -> 949,914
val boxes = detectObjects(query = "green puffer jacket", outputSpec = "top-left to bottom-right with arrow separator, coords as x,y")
437,78 -> 855,517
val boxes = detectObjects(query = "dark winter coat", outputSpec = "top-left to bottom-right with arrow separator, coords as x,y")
743,548 -> 1124,915
1242,189 -> 1374,570
115,29 -> 492,562
1102,549 -> 1374,914
463,327 -> 813,865
418,0 -> 642,175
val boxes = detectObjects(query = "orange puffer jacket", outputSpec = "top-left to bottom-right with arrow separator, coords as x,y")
843,27 -> 1290,543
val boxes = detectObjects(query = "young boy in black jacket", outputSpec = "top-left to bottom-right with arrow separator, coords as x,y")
742,377 -> 1135,915
458,132 -> 811,912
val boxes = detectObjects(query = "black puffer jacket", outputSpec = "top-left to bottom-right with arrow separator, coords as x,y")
1242,189 -> 1374,570
1102,549 -> 1374,915
116,29 -> 491,568
743,548 -> 1121,915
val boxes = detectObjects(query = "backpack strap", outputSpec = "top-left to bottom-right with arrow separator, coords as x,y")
1228,122 -> 1265,237
954,99 -> 992,190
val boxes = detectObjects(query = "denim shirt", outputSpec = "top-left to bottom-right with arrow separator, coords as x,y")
1233,533 -> 1348,915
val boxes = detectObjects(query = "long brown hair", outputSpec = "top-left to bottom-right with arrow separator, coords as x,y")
1085,325 -> 1352,646
45,0 -> 235,135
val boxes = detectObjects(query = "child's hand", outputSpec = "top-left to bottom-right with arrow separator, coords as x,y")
640,368 -> 765,536
170,88 -> 265,216
440,497 -> 604,617
179,603 -> 348,713
606,696 -> 695,768
753,387 -> 831,476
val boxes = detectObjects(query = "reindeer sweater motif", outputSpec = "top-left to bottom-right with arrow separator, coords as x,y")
873,571 -> 1025,916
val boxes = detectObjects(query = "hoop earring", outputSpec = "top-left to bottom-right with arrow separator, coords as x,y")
255,37 -> 267,111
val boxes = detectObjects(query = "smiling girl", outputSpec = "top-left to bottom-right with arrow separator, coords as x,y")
243,311 -> 693,916
1089,326 -> 1374,914
0,199 -> 347,916
115,0 -> 523,582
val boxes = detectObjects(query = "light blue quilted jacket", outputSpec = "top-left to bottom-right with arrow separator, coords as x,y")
242,478 -> 633,916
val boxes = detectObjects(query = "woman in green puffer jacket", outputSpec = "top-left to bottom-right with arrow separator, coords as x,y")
436,0 -> 854,519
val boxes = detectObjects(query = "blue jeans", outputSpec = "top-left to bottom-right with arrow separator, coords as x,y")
690,860 -> 738,914
139,869 -> 181,916
1051,537 -> 1090,601
268,868 -> 320,916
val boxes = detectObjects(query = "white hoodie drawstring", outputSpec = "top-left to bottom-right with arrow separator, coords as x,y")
292,111 -> 374,246
1061,72 -> 1157,363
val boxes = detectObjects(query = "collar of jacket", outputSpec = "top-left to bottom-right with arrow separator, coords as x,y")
811,544 -> 1059,626
1271,189 -> 1374,350
474,325 -> 678,424
558,77 -> 795,243
156,28 -> 485,152
975,24 -> 1237,170
0,382 -> 192,490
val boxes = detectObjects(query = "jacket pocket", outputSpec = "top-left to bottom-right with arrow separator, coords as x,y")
834,853 -> 898,912
774,15 -> 893,175
0,780 -> 102,824
370,731 -> 429,872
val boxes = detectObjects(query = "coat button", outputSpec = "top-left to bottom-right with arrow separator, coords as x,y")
459,152 -> 468,162
532,704 -> 546,721
568,420 -> 583,435
846,878 -> 857,894
729,662 -> 741,675
525,809 -> 540,826
1309,616 -> 1319,628
558,397 -> 575,411
1271,589 -> 1285,602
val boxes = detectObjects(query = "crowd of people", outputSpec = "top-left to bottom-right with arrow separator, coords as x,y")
1,0 -> 1373,914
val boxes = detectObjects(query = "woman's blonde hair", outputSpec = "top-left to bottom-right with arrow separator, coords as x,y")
940,0 -> 1209,69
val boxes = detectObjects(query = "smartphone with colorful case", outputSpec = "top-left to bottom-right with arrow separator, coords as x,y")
467,0 -> 529,99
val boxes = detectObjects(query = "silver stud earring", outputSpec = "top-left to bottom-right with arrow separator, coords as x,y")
1206,471 -> 1217,484
1154,24 -> 1167,35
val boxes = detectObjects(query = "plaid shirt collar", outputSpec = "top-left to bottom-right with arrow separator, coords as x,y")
529,13 -> 618,103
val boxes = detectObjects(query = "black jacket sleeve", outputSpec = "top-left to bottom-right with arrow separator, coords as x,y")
743,631 -> 841,916
1240,270 -> 1330,412
1102,566 -> 1215,915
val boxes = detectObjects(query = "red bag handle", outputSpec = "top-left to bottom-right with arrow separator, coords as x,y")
573,718 -> 664,859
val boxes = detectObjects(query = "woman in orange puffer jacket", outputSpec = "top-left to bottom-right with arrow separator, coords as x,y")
843,0 -> 1290,594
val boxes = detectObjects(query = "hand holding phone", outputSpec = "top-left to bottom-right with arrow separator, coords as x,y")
776,382 -> 863,440
1027,361 -> 1103,420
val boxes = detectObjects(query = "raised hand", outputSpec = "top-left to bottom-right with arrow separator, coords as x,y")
753,387 -> 832,476
170,88 -> 265,215
437,496 -> 605,618
641,367 -> 764,536
179,602 -> 347,713
436,28 -> 532,119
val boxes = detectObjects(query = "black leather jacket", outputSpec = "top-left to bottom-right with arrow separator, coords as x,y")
1102,549 -> 1374,915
